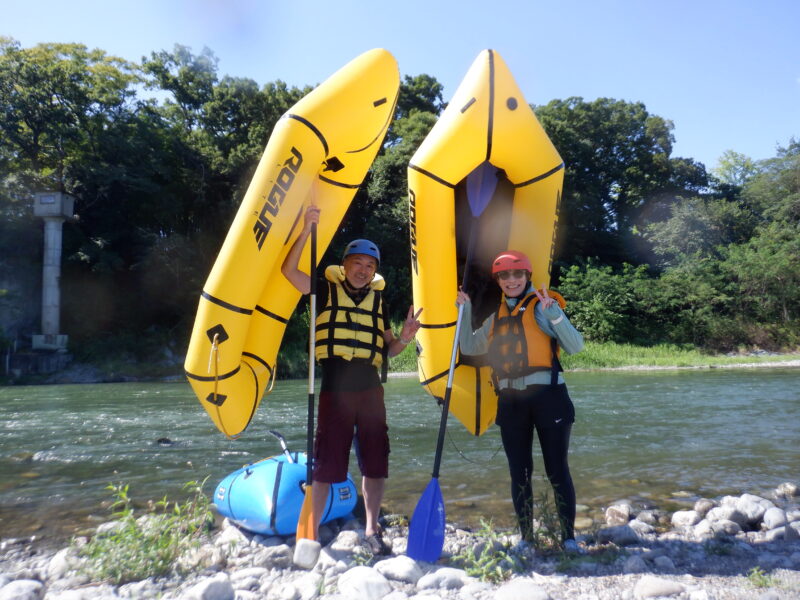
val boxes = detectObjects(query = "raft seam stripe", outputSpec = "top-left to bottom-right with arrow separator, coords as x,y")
242,360 -> 259,432
319,174 -> 361,189
514,162 -> 565,188
201,292 -> 253,315
254,305 -> 289,324
408,164 -> 456,188
419,321 -> 457,329
242,351 -> 273,374
270,461 -> 283,530
486,49 -> 495,162
420,361 -> 462,386
284,114 -> 329,156
185,365 -> 241,382
346,86 -> 400,154
474,369 -> 481,437
284,206 -> 303,245
461,97 -> 476,113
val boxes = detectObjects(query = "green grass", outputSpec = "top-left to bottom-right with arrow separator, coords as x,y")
388,339 -> 799,374
558,341 -> 799,371
747,566 -> 776,589
450,519 -> 524,583
75,480 -> 213,584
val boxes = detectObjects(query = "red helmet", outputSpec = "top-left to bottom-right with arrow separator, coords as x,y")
491,250 -> 532,276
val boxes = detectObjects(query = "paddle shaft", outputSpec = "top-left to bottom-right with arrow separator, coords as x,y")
431,218 -> 478,479
306,224 -> 317,486
267,430 -> 295,463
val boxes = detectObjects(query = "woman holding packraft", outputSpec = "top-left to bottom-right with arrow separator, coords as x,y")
455,250 -> 584,553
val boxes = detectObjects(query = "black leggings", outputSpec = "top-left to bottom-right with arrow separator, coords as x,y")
496,386 -> 576,542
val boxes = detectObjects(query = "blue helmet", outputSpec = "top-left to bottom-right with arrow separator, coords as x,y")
343,239 -> 380,264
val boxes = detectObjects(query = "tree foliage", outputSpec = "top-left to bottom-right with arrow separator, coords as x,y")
1,38 -> 798,371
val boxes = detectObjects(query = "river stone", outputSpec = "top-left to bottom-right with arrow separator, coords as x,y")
494,577 -> 551,600
0,580 -> 44,600
672,510 -> 701,528
633,575 -> 685,598
294,572 -> 323,600
459,581 -> 493,599
694,498 -> 716,517
258,544 -> 293,569
374,555 -> 423,584
230,567 -> 268,585
623,555 -> 649,574
635,510 -> 657,525
215,523 -> 250,548
183,573 -> 234,600
763,507 -> 788,529
293,539 -> 321,570
47,547 -> 74,580
605,502 -> 632,525
775,482 -> 799,499
313,547 -> 349,575
629,519 -> 655,535
596,524 -> 640,546
416,567 -> 468,590
574,516 -> 594,530
41,591 -> 94,600
337,566 -> 391,600
653,555 -> 676,571
330,530 -> 360,553
706,506 -> 747,527
711,519 -> 742,537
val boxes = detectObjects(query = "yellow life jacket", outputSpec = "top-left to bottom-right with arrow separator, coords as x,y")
315,265 -> 387,367
488,289 -> 566,380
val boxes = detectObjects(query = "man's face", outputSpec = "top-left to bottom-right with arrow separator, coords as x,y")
343,254 -> 377,289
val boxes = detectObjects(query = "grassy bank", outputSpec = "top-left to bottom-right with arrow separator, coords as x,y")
560,341 -> 800,370
390,340 -> 800,376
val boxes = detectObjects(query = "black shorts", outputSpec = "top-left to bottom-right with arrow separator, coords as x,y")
495,384 -> 575,430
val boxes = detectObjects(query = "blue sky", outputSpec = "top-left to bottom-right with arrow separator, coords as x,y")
4,0 -> 799,170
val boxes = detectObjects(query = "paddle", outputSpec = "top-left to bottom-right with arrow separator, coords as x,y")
296,219 -> 318,540
267,430 -> 295,463
407,161 -> 499,562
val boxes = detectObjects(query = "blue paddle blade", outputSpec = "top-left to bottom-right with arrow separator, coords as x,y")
407,478 -> 446,562
465,161 -> 500,217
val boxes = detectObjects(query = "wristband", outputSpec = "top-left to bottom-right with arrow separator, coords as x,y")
400,335 -> 413,345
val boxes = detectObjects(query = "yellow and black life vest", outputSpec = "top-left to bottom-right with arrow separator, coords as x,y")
315,265 -> 387,368
488,289 -> 566,380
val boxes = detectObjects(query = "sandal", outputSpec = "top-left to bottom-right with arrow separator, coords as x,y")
364,532 -> 391,556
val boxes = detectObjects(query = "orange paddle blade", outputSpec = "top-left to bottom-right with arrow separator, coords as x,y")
296,487 -> 316,540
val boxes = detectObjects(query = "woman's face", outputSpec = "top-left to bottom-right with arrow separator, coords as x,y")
495,269 -> 529,298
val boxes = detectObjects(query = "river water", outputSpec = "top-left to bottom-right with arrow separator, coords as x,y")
1,368 -> 798,545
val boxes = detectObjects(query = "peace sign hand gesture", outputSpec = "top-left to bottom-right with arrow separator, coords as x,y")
534,285 -> 556,309
400,306 -> 423,344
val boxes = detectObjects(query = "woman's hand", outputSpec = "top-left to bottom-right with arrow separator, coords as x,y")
455,288 -> 471,306
534,285 -> 556,309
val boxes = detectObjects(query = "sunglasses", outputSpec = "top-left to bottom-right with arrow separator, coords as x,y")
496,269 -> 527,281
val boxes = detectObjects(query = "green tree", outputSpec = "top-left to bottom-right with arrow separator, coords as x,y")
534,97 -> 707,266
645,196 -> 758,266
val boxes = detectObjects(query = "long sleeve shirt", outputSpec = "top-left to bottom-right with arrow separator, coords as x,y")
458,297 -> 584,389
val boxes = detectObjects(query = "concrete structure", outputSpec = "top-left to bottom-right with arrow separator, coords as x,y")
32,191 -> 73,352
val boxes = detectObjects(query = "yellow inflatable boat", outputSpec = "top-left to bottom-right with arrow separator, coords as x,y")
409,49 -> 564,436
185,49 -> 399,437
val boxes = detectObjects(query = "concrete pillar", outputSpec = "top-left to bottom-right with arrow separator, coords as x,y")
41,216 -> 64,336
32,191 -> 73,352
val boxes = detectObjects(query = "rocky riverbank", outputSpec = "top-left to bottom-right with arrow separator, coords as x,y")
2,484 -> 799,600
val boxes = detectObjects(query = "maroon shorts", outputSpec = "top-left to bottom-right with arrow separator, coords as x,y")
312,386 -> 390,483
